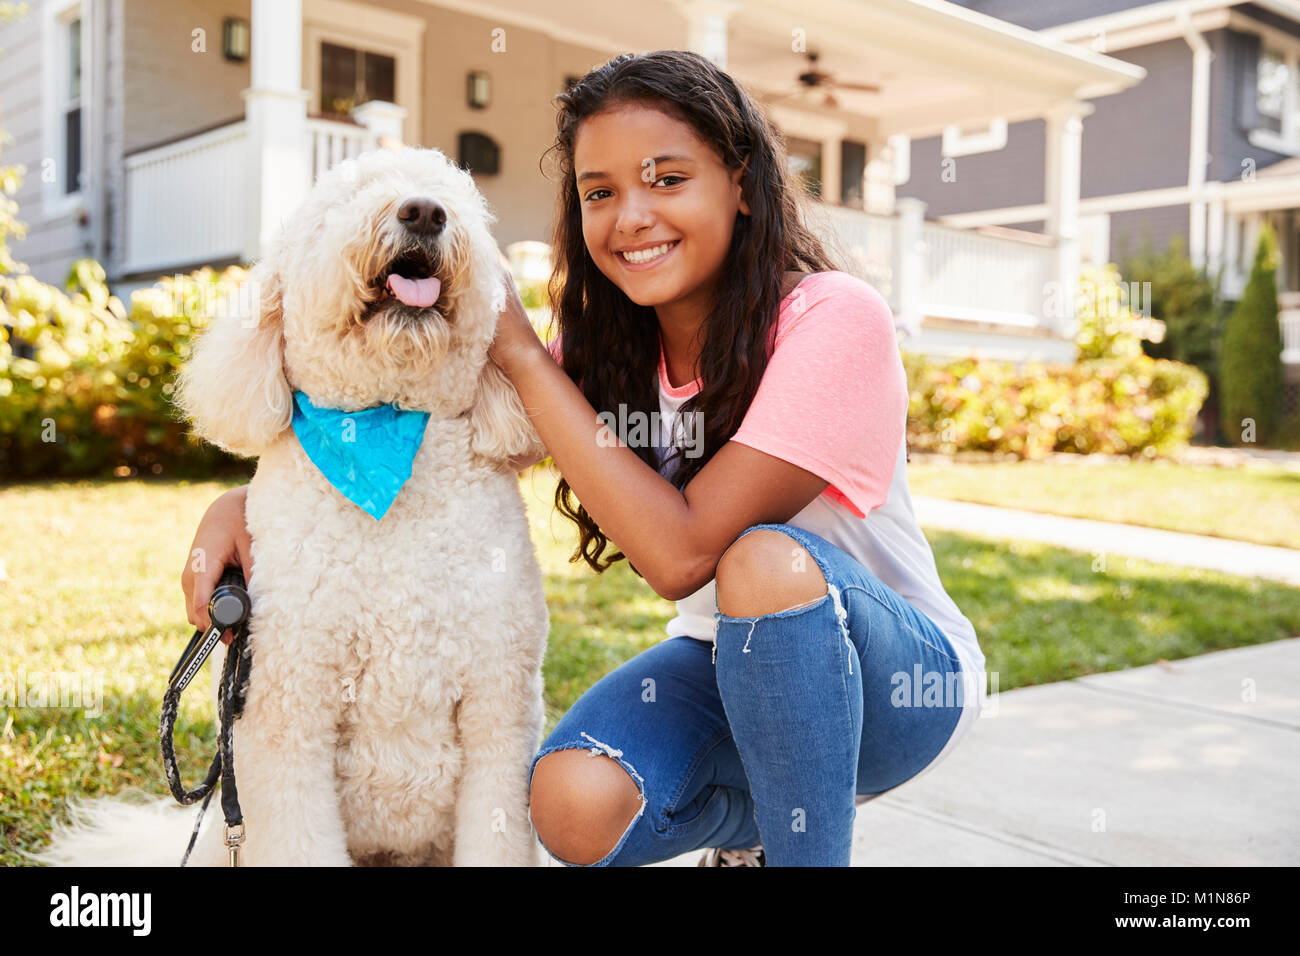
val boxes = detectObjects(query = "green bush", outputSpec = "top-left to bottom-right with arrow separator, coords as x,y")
1218,224 -> 1284,445
1,260 -> 250,480
903,353 -> 1207,459
903,265 -> 1208,458
1121,234 -> 1222,373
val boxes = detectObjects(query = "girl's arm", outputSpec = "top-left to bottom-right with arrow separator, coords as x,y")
490,273 -> 828,601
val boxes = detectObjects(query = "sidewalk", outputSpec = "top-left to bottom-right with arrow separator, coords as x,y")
911,495 -> 1300,586
647,638 -> 1300,866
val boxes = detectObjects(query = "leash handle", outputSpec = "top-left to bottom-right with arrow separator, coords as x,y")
161,565 -> 253,866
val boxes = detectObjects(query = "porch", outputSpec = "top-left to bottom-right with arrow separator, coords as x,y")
1208,163 -> 1300,378
115,0 -> 1144,360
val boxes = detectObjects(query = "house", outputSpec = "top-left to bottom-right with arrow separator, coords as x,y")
907,0 -> 1300,407
3,0 -> 1144,367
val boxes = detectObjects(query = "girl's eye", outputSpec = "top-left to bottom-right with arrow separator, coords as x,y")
583,176 -> 685,203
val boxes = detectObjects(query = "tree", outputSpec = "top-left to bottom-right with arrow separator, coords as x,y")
1218,224 -> 1284,446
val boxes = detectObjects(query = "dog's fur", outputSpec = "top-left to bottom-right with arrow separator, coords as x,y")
32,146 -> 550,867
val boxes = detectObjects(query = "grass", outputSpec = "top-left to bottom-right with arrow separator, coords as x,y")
2,466 -> 1298,865
906,458 -> 1300,550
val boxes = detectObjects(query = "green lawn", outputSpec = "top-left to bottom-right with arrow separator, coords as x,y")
2,468 -> 1298,865
907,458 -> 1300,550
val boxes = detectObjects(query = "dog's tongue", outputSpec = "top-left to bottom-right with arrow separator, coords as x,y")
386,273 -> 441,308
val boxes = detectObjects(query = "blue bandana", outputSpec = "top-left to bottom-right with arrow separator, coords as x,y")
289,390 -> 430,521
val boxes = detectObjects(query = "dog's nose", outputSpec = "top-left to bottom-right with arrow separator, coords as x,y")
397,197 -> 447,235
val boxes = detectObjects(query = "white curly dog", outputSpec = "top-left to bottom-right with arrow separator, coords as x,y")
35,145 -> 550,867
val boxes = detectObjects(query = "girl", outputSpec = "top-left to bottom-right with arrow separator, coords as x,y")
182,49 -> 985,868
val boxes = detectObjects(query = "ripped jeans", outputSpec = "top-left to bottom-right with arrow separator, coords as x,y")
527,522 -> 969,867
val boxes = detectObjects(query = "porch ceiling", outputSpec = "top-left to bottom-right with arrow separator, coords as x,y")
414,0 -> 1145,140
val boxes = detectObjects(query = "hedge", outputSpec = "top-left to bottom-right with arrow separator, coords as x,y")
1,260 -> 1211,481
1,261 -> 248,481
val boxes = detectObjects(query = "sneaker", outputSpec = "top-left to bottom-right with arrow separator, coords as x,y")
697,845 -> 765,866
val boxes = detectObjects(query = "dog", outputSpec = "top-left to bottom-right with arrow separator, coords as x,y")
32,145 -> 551,867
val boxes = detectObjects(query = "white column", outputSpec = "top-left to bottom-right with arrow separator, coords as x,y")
351,101 -> 408,149
679,0 -> 740,69
1204,180 -> 1226,279
820,135 -> 841,206
240,0 -> 311,262
1044,100 -> 1088,339
894,197 -> 926,338
1181,11 -> 1211,267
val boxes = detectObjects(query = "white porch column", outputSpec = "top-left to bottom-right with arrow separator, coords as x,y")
351,101 -> 408,149
1044,100 -> 1089,339
241,0 -> 311,262
678,0 -> 740,69
1205,180 -> 1226,279
1180,10 -> 1211,268
894,197 -> 926,338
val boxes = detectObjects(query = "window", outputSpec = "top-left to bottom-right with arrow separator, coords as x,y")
1257,46 -> 1287,134
840,139 -> 866,209
320,41 -> 396,118
786,136 -> 822,199
60,14 -> 82,195
41,1 -> 83,214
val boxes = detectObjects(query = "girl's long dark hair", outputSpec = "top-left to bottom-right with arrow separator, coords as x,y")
540,49 -> 845,577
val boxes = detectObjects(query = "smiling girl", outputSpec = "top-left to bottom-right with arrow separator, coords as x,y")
487,51 -> 986,867
181,49 -> 984,869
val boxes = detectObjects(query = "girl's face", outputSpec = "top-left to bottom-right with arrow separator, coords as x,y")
573,102 -> 750,311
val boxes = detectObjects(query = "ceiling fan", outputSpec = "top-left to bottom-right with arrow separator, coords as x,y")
769,51 -> 881,108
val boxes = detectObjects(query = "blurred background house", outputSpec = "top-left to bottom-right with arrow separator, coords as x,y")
930,0 -> 1300,414
5,0 -> 1148,370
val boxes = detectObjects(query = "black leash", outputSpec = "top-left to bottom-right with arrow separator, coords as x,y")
160,566 -> 253,866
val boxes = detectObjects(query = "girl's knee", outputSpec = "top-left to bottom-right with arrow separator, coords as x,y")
529,747 -> 644,865
716,527 -> 827,618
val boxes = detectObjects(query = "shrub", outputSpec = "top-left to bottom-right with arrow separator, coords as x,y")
903,265 -> 1207,459
1,261 -> 250,480
1121,234 -> 1221,373
1218,224 -> 1284,445
903,353 -> 1207,459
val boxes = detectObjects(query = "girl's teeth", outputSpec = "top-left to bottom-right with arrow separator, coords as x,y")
621,241 -> 675,264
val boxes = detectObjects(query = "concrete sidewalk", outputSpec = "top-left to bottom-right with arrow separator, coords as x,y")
649,638 -> 1300,866
911,495 -> 1300,587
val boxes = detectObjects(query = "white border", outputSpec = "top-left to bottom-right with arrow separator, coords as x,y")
941,117 -> 1008,157
40,0 -> 84,219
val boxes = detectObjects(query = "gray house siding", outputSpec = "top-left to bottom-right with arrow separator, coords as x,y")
1079,38 -> 1192,194
1110,203 -> 1191,264
1237,2 -> 1300,40
898,37 -> 1193,215
947,0 -> 1153,32
1211,24 -> 1300,182
896,119 -> 1044,217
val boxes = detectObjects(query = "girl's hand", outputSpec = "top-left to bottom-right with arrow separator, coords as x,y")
489,261 -> 546,375
180,485 -> 254,645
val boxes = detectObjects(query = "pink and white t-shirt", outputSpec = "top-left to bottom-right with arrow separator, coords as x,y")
546,270 -> 986,779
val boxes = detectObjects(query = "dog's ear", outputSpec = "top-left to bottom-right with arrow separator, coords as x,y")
467,357 -> 546,467
174,259 -> 293,458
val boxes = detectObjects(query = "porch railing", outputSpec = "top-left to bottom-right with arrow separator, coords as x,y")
122,116 -> 381,276
917,219 -> 1056,328
807,201 -> 1058,333
1275,293 -> 1300,364
305,118 -> 374,182
123,120 -> 250,276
